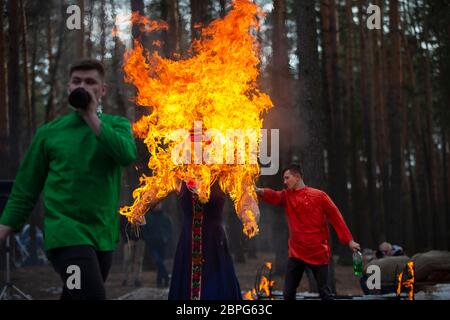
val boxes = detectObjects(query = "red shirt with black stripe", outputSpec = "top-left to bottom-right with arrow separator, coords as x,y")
259,186 -> 353,265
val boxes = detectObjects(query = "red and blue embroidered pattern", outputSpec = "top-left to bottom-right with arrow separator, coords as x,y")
190,194 -> 204,300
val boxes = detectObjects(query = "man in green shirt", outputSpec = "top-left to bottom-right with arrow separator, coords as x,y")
0,59 -> 137,299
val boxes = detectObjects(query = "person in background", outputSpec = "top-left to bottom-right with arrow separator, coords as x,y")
120,215 -> 145,287
376,241 -> 404,259
359,241 -> 406,294
142,203 -> 172,288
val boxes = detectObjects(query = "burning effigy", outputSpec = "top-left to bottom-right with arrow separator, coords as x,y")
117,0 -> 273,238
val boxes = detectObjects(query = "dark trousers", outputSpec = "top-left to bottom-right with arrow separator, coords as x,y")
148,245 -> 169,287
283,257 -> 332,300
47,245 -> 113,300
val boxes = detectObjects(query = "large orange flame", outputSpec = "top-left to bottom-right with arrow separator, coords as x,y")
118,0 -> 273,237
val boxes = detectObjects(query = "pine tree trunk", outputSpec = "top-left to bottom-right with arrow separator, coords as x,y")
130,0 -> 146,122
405,146 -> 417,250
86,0 -> 94,58
45,13 -> 55,122
111,0 -> 127,117
219,0 -> 226,18
422,20 -> 446,249
0,0 -> 9,178
443,129 -> 450,248
7,0 -> 21,174
100,0 -> 106,62
190,0 -> 211,41
19,0 -> 39,264
357,0 -> 377,248
296,0 -> 333,292
372,0 -> 388,243
378,1 -> 391,245
45,4 -> 66,123
272,0 -> 293,165
19,0 -> 31,144
270,0 -> 292,277
77,0 -> 85,58
162,0 -> 181,57
99,0 -> 109,113
296,0 -> 325,188
320,0 -> 349,229
30,25 -> 37,134
387,0 -> 403,245
344,0 -> 365,246
401,21 -> 431,251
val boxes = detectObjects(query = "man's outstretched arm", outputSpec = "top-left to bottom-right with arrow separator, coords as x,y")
255,187 -> 286,207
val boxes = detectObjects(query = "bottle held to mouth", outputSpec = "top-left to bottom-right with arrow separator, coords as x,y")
69,87 -> 91,110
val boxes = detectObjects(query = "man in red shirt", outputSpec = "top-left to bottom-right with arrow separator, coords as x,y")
256,164 -> 360,300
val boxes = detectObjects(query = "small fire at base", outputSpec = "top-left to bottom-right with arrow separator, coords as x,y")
244,261 -> 275,300
396,261 -> 415,300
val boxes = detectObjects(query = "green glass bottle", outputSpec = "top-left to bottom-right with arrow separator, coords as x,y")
353,250 -> 363,276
